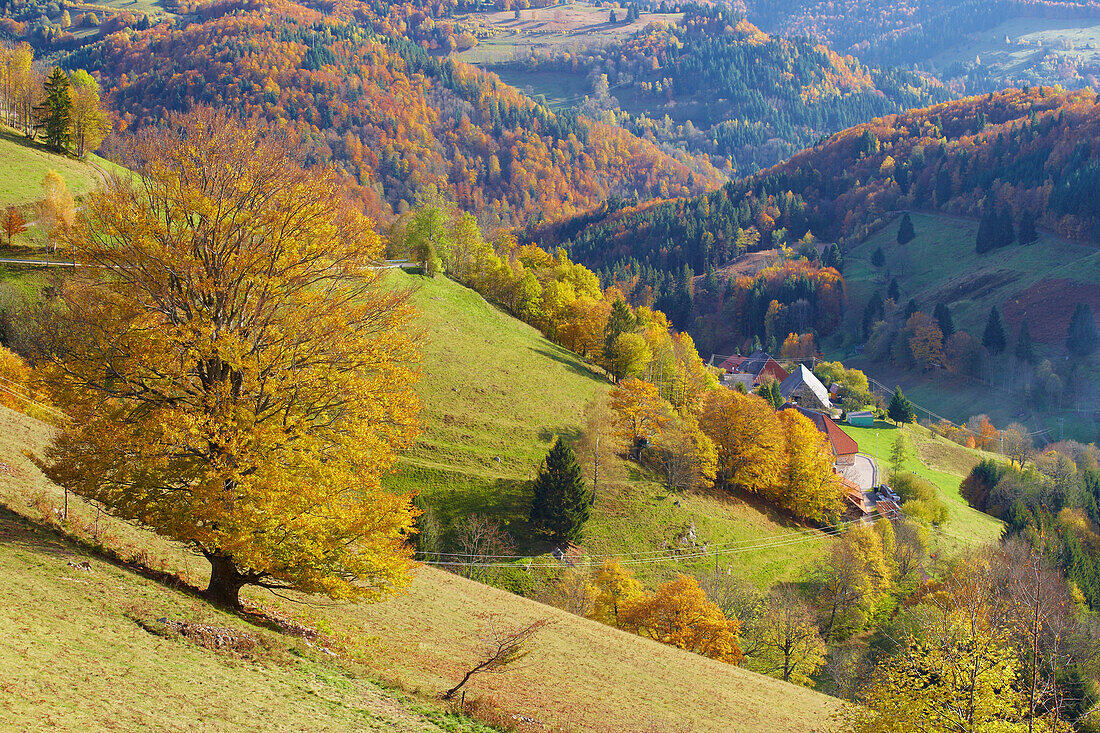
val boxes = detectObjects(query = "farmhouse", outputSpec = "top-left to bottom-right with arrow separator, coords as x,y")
714,350 -> 790,387
778,364 -> 832,412
780,405 -> 859,466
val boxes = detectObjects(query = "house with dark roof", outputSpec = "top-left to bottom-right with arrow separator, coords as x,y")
778,364 -> 832,412
780,405 -> 859,466
715,350 -> 789,387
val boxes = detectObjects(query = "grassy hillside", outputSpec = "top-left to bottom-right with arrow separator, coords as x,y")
0,408 -> 498,733
387,270 -> 839,586
837,210 -> 1100,440
845,211 -> 1100,344
0,124 -> 122,208
0,401 -> 843,732
842,420 -> 1004,551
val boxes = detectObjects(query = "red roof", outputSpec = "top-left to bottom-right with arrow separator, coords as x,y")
781,405 -> 859,457
717,355 -> 747,372
757,359 -> 790,384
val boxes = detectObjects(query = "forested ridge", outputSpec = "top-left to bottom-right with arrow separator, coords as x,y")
746,0 -> 1100,67
63,0 -> 721,227
504,7 -> 950,175
538,86 -> 1100,270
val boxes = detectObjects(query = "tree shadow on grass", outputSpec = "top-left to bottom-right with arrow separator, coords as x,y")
528,344 -> 608,383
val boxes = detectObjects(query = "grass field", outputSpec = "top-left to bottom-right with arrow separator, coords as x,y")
0,400 -> 843,732
837,211 -> 1100,442
453,4 -> 681,66
387,271 -> 839,587
0,124 -> 124,208
841,420 -> 1004,552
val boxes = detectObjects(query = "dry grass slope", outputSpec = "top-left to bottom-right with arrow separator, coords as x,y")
0,399 -> 843,732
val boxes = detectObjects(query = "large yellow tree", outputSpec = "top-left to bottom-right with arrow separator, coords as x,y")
37,110 -> 422,608
699,389 -> 785,496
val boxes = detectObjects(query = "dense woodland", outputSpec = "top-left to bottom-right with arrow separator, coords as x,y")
56,0 -> 721,227
534,87 -> 1100,351
500,8 -> 950,175
745,0 -> 1100,91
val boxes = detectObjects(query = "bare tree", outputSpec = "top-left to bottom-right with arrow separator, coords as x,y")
892,518 -> 928,581
443,613 -> 551,700
1002,422 -> 1034,468
996,540 -> 1075,731
576,396 -> 618,503
746,587 -> 827,685
698,568 -> 763,628
453,513 -> 515,584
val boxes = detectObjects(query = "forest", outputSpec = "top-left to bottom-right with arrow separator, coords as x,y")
532,86 -> 1100,350
56,0 -> 721,227
495,6 -> 950,175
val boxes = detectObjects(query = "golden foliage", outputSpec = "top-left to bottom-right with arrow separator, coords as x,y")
37,110 -> 421,607
621,574 -> 743,664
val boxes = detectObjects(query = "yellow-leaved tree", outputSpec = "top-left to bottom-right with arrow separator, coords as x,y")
36,110 -> 421,608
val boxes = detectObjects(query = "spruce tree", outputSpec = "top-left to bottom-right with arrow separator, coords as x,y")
903,298 -> 918,320
975,209 -> 993,254
1018,210 -> 1039,245
887,386 -> 916,425
1014,317 -> 1035,363
871,247 -> 885,268
934,302 -> 955,338
530,437 -> 591,543
1067,302 -> 1098,357
36,67 -> 73,153
982,306 -> 1007,355
896,213 -> 915,245
887,278 -> 900,303
755,380 -> 784,410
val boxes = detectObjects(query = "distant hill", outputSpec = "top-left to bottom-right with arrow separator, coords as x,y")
745,0 -> 1100,93
489,9 -> 950,176
65,0 -> 722,228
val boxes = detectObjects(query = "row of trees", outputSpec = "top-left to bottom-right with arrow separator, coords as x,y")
396,202 -> 717,408
0,42 -> 107,157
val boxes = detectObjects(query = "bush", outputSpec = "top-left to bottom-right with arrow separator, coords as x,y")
891,472 -> 948,525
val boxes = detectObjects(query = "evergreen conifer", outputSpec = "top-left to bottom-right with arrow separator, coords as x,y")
530,437 -> 591,542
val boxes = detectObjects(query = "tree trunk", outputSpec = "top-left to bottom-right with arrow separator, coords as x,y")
205,552 -> 247,609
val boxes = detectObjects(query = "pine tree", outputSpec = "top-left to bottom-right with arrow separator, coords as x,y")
870,247 -> 885,268
975,209 -> 993,254
982,306 -> 1007,355
35,67 -> 72,153
1066,302 -> 1098,357
1018,210 -> 1038,245
933,302 -> 955,338
903,298 -> 918,319
896,213 -> 915,245
1014,317 -> 1035,363
755,380 -> 783,410
530,437 -> 591,543
887,278 -> 900,303
862,291 -> 884,340
887,386 -> 915,425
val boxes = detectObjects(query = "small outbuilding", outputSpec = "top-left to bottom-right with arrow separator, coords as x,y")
847,410 -> 875,428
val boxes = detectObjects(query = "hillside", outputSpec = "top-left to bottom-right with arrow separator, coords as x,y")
386,270 -> 837,587
485,9 -> 950,176
63,0 -> 721,228
746,0 -> 1100,92
0,124 -> 117,207
0,401 -> 844,732
835,211 -> 1100,440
